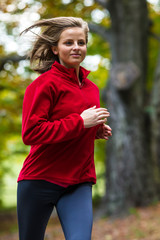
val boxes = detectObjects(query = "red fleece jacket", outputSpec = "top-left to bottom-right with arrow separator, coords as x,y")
18,61 -> 100,185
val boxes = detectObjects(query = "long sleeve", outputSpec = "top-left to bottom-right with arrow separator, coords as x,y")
18,62 -> 100,185
22,79 -> 84,145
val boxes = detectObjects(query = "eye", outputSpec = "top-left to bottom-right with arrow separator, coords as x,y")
78,40 -> 86,46
65,41 -> 73,46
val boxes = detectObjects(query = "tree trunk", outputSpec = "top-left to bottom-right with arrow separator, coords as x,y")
103,0 -> 158,216
151,50 -> 160,187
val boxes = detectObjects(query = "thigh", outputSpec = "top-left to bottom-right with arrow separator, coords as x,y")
17,180 -> 63,240
56,183 -> 93,240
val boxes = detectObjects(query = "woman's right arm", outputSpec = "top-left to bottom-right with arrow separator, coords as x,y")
22,81 -> 84,145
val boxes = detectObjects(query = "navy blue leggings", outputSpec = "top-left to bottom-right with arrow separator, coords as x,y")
17,180 -> 93,240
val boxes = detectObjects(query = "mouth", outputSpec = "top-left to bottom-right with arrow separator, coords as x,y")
70,54 -> 81,57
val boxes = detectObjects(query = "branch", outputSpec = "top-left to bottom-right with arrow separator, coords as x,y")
94,0 -> 111,10
149,31 -> 160,42
88,22 -> 111,43
0,54 -> 27,71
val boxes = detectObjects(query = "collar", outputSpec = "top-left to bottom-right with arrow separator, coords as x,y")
51,61 -> 90,86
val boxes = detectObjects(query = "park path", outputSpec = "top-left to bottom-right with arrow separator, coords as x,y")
1,202 -> 160,240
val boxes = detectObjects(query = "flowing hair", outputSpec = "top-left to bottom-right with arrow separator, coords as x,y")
20,17 -> 89,74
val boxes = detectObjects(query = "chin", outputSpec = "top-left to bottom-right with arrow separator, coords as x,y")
68,61 -> 81,68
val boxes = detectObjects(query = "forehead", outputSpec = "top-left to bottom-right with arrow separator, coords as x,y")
59,27 -> 86,40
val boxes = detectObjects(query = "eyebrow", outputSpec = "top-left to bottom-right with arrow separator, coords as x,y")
63,38 -> 85,40
62,38 -> 86,42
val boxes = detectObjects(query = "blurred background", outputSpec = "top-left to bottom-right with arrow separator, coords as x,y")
0,0 -> 160,239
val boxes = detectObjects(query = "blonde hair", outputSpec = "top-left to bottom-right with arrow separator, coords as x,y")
21,17 -> 89,73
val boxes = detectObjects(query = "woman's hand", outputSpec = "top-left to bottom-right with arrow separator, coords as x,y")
80,106 -> 110,128
96,124 -> 112,140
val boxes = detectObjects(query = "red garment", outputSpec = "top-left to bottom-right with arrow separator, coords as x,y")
18,61 -> 100,185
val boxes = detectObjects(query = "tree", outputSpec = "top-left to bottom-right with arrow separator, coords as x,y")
91,0 -> 160,216
151,50 -> 160,177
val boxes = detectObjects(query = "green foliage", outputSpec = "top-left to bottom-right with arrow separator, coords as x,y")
0,59 -> 32,207
147,3 -> 160,90
93,139 -> 106,204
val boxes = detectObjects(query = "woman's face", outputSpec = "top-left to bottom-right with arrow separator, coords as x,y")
52,27 -> 87,69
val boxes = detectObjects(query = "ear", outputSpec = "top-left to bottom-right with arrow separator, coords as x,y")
51,46 -> 58,55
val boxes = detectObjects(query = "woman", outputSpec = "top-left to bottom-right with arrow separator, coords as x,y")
17,17 -> 112,240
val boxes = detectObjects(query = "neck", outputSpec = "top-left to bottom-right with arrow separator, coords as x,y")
75,66 -> 80,81
59,61 -> 81,84
76,66 -> 82,86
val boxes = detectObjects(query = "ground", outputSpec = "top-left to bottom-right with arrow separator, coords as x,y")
1,202 -> 160,240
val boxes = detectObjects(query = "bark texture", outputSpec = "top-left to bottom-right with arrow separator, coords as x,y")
102,0 -> 157,216
151,51 -> 160,183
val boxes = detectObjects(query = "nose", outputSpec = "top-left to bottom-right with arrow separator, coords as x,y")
73,42 -> 79,50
